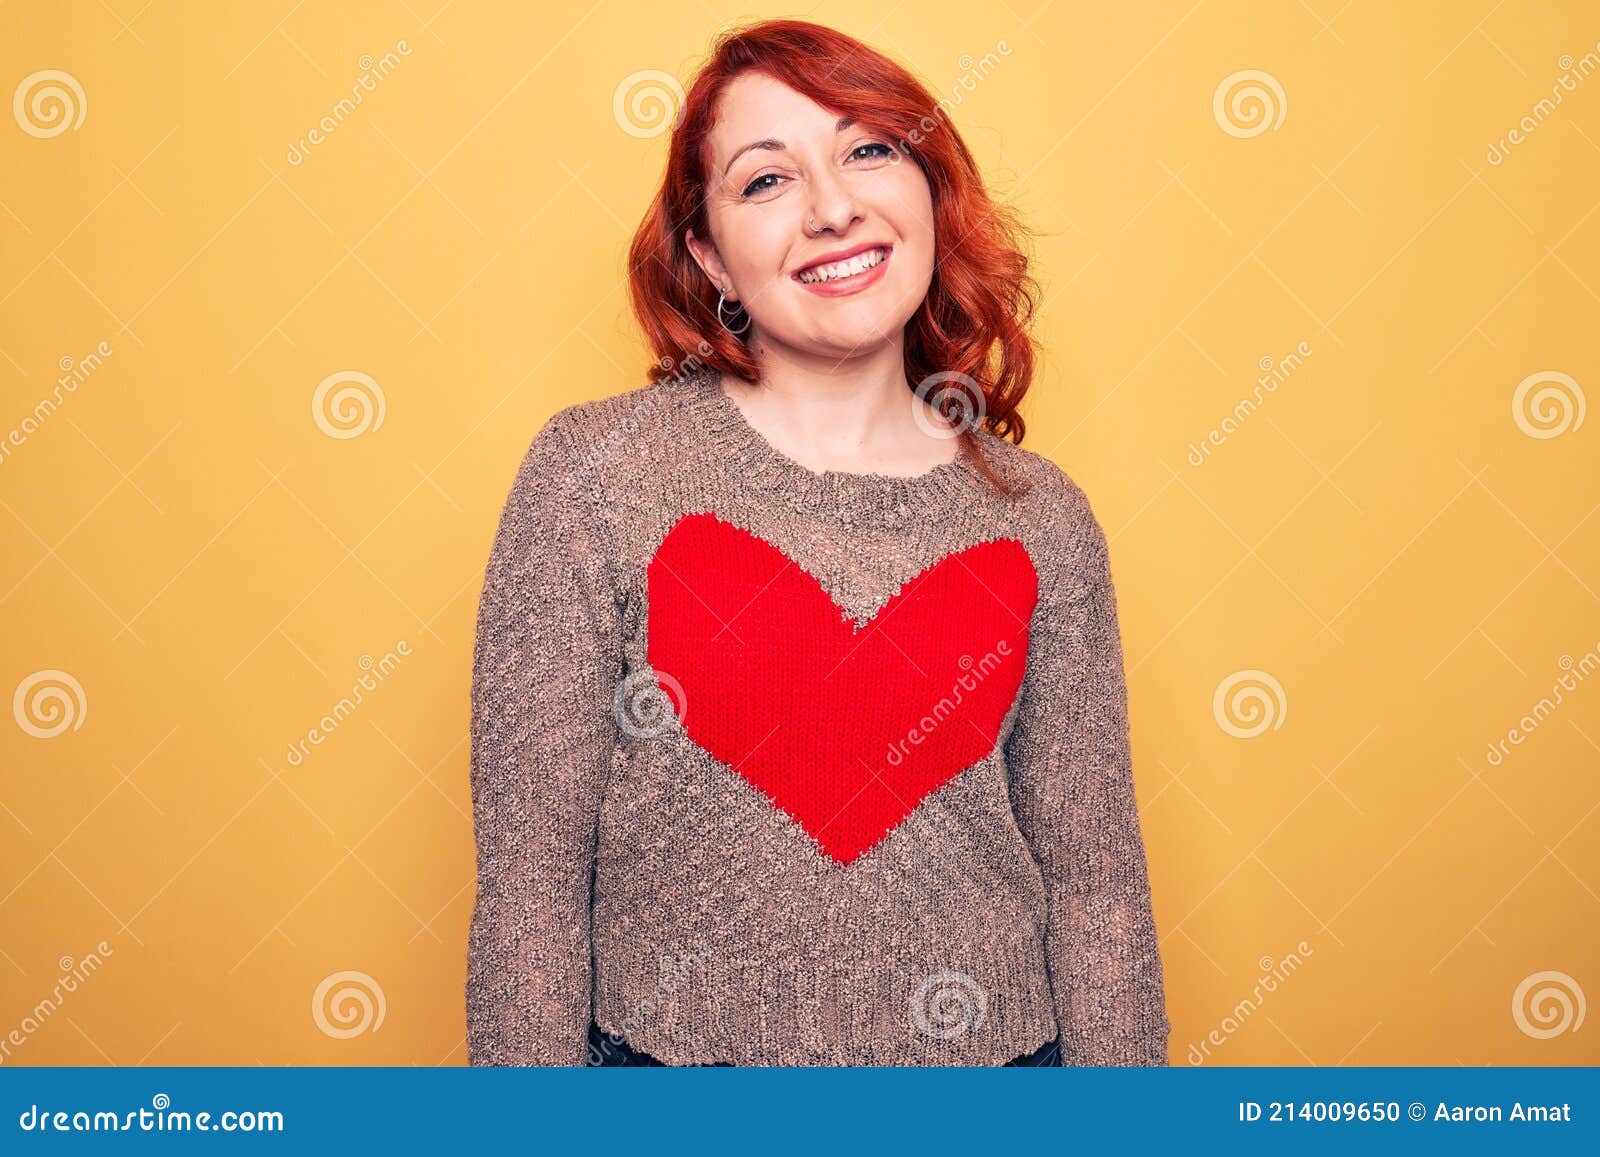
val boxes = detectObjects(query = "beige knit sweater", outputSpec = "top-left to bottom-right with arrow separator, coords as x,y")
465,366 -> 1171,1066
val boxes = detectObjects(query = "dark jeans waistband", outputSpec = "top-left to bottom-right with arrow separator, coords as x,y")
586,1022 -> 1062,1067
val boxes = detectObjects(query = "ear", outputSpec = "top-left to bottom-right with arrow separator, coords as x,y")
685,227 -> 734,298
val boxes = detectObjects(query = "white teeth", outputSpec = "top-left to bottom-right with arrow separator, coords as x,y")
797,246 -> 887,284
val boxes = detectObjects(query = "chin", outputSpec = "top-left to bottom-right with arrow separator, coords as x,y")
818,306 -> 921,349
807,319 -> 904,355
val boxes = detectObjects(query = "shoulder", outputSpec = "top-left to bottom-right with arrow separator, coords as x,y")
514,375 -> 679,484
526,374 -> 688,480
490,384 -> 673,573
975,430 -> 1104,544
974,430 -> 1114,598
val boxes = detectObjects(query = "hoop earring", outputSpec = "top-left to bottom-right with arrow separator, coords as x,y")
716,286 -> 751,336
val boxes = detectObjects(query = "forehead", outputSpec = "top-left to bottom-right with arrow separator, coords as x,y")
707,72 -> 843,157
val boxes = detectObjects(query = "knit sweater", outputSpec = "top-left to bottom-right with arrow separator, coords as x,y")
465,366 -> 1171,1067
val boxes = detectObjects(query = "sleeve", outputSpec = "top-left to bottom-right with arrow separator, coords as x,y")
1004,480 -> 1172,1066
465,409 -> 624,1066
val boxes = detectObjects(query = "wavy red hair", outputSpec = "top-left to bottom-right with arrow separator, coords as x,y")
626,18 -> 1040,493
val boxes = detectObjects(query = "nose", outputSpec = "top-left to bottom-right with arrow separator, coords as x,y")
805,167 -> 861,236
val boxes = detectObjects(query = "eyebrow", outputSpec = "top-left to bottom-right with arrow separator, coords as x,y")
722,116 -> 857,178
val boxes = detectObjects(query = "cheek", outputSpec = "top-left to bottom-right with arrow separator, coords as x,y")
880,169 -> 935,249
723,213 -> 800,286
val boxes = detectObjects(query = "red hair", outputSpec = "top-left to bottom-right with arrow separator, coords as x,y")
626,18 -> 1040,494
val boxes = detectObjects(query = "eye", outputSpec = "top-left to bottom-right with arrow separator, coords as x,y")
741,172 -> 784,198
738,143 -> 895,199
849,141 -> 895,162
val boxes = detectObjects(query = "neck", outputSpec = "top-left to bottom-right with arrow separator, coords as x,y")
727,334 -> 956,475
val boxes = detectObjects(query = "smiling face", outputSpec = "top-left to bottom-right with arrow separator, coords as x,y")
685,71 -> 937,363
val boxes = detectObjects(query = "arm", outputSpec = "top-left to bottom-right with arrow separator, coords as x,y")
465,410 -> 623,1066
1005,480 -> 1172,1066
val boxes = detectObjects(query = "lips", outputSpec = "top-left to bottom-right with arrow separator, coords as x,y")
792,242 -> 893,282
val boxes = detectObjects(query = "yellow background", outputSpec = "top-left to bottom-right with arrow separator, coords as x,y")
2,1 -> 1596,1065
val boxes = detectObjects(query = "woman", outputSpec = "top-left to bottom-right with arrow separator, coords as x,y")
466,18 -> 1171,1067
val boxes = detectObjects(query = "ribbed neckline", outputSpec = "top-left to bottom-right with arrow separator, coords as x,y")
678,367 -> 992,529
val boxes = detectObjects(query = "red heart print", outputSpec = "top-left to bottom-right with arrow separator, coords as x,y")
645,511 -> 1039,865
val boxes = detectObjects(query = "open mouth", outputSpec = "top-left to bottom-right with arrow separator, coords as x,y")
793,245 -> 892,286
